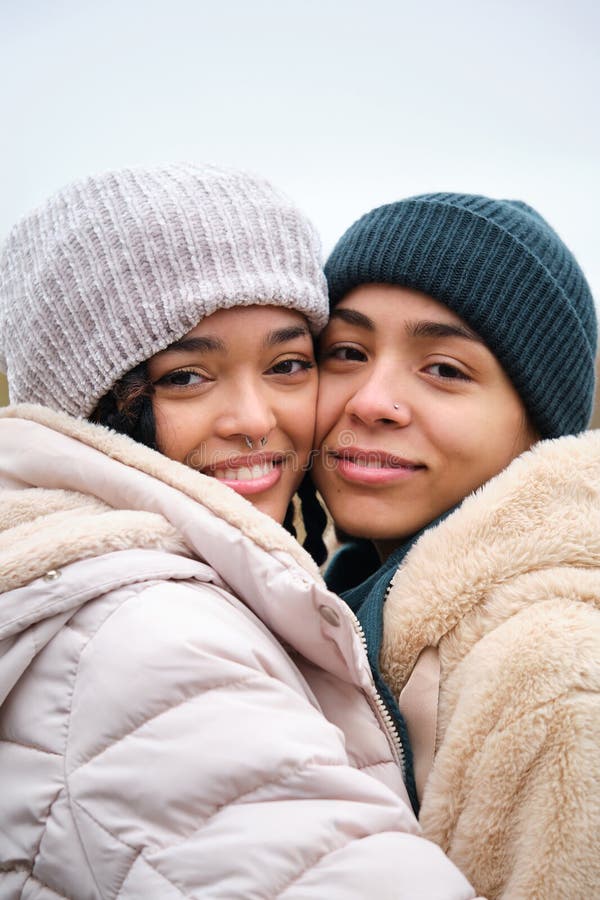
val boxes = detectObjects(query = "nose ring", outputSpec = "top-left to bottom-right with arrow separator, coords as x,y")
244,435 -> 269,449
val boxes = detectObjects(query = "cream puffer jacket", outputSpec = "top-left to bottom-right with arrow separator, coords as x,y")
380,430 -> 600,900
0,405 -> 477,900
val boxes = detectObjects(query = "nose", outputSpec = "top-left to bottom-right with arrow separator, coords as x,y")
216,379 -> 277,445
344,362 -> 412,428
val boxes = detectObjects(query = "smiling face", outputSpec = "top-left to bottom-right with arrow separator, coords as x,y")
313,284 -> 538,557
146,305 -> 318,524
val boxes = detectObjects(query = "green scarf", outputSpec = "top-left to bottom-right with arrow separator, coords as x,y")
325,510 -> 454,815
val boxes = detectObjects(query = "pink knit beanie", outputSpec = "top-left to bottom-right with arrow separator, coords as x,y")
0,163 -> 328,417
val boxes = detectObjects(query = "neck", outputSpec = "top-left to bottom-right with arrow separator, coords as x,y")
374,538 -> 409,563
374,504 -> 462,566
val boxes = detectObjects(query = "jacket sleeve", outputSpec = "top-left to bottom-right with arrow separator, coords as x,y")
419,598 -> 600,900
65,578 -> 478,899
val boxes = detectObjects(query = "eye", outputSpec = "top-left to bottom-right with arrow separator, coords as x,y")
425,362 -> 471,381
267,358 -> 314,376
155,369 -> 207,388
323,345 -> 367,363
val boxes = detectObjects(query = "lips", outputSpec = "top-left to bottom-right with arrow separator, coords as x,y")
334,448 -> 423,469
202,453 -> 285,495
328,447 -> 425,485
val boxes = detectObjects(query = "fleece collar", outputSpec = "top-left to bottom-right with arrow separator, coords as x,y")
379,430 -> 600,696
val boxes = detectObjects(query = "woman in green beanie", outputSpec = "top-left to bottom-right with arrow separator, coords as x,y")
312,193 -> 600,900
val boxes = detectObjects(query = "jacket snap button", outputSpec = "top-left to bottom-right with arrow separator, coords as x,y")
319,604 -> 341,627
43,569 -> 61,581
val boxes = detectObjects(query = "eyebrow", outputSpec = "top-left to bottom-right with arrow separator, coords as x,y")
155,324 -> 311,357
329,308 -> 375,330
330,307 -> 482,343
160,335 -> 226,355
263,325 -> 311,347
407,320 -> 482,342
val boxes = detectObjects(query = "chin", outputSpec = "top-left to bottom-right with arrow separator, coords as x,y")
248,494 -> 287,525
325,497 -> 426,545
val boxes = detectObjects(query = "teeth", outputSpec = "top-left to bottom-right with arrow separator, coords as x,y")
214,462 -> 273,482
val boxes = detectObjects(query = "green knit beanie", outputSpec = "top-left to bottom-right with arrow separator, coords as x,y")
325,193 -> 597,438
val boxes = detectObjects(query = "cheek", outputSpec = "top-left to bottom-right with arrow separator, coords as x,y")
153,399 -> 208,462
152,399 -> 175,456
439,400 -> 529,485
284,385 -> 319,454
315,378 -> 348,445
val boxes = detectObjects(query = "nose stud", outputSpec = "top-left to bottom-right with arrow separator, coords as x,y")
393,403 -> 400,410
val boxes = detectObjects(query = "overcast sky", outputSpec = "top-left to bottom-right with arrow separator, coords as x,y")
2,0 -> 599,305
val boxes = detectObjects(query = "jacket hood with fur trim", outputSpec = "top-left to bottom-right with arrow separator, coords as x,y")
0,404 -> 375,703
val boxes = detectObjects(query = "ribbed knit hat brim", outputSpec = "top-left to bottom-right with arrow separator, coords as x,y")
325,194 -> 597,438
0,163 -> 328,417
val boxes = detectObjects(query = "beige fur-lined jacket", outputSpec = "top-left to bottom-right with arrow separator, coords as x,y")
379,431 -> 600,899
0,405 -> 479,900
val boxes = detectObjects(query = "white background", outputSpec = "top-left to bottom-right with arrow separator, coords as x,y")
2,0 -> 599,302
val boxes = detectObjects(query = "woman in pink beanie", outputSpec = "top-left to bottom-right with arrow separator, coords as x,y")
0,164 -> 478,899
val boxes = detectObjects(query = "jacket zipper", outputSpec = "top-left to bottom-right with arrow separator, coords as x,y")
347,603 -> 406,780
